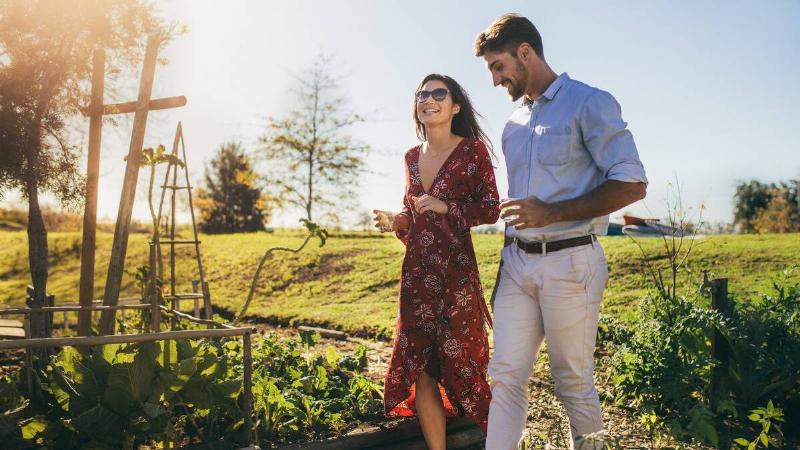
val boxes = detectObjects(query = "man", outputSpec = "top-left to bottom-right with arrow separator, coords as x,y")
474,14 -> 648,450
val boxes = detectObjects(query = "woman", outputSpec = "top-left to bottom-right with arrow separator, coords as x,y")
374,74 -> 500,449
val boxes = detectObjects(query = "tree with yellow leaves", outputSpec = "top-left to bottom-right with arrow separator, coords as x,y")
196,141 -> 273,233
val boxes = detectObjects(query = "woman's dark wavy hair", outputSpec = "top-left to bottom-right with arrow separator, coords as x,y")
413,74 -> 494,157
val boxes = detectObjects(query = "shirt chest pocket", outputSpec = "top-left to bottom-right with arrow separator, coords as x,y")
536,126 -> 573,166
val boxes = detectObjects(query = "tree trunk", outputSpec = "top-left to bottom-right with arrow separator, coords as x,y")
307,85 -> 319,222
307,151 -> 313,221
26,155 -> 51,342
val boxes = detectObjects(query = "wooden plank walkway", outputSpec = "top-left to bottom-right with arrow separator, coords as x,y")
0,319 -> 25,339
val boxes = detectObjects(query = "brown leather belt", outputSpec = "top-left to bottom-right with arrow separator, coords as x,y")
514,235 -> 595,254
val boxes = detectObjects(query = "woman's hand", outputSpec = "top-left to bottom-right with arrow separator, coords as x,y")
412,194 -> 448,214
372,210 -> 410,232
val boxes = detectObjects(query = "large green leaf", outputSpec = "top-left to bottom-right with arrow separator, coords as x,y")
100,343 -> 125,364
20,416 -> 48,440
180,377 -> 214,409
197,352 -> 221,378
160,356 -> 198,402
142,402 -> 167,419
103,343 -> 160,415
56,347 -> 84,379
70,405 -> 117,433
178,338 -> 200,358
325,345 -> 339,367
215,378 -> 242,400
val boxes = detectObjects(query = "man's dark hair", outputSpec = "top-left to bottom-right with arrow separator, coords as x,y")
473,13 -> 544,59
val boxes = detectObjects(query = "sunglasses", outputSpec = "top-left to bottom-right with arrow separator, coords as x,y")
415,88 -> 449,102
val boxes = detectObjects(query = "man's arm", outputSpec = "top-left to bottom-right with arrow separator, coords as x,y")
552,179 -> 646,222
501,180 -> 646,230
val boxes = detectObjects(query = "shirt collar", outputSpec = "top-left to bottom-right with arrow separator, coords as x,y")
523,72 -> 570,107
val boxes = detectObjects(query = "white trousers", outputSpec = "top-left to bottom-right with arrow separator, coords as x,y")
485,241 -> 608,450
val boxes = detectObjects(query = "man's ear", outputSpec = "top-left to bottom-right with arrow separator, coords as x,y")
519,43 -> 531,62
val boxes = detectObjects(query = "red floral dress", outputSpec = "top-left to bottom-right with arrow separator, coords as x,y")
384,138 -> 500,433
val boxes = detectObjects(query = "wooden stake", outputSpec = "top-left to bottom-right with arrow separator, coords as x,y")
99,36 -> 160,335
77,49 -> 105,337
243,331 -> 254,445
169,124 -> 179,330
179,132 -> 213,320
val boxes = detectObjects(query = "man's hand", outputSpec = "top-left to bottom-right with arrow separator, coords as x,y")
412,194 -> 448,214
500,196 -> 559,229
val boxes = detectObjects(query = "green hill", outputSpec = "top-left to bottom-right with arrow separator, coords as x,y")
1,230 -> 797,339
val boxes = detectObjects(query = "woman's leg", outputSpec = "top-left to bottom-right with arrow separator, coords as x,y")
415,370 -> 446,450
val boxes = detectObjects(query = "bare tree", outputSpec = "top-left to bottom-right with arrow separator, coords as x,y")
259,56 -> 370,223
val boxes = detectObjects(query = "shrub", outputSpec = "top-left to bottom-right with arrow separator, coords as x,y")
607,268 -> 800,446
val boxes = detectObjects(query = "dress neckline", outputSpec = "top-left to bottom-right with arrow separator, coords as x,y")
415,137 -> 466,193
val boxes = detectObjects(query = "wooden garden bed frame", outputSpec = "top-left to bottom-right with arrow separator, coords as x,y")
0,302 -> 257,448
277,417 -> 482,450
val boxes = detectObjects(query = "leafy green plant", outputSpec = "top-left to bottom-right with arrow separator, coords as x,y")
252,377 -> 299,440
734,401 -> 785,450
338,344 -> 368,372
608,293 -> 722,446
608,269 -> 800,447
2,338 -> 246,449
248,331 -> 382,445
125,144 -> 184,279
23,342 -> 172,448
120,264 -> 166,333
347,375 -> 384,417
721,268 -> 800,417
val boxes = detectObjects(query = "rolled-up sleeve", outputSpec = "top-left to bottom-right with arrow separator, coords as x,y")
580,89 -> 648,184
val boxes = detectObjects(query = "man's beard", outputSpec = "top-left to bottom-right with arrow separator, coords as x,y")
507,60 -> 528,101
508,80 -> 524,101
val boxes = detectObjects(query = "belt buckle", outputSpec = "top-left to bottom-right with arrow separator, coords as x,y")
516,237 -> 547,255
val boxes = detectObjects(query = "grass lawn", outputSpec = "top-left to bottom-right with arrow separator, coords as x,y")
1,230 -> 798,339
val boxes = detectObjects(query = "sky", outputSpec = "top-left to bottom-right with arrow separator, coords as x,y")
6,0 -> 799,228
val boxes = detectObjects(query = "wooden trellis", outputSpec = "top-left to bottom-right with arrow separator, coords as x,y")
77,35 -> 188,336
155,122 -> 212,323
